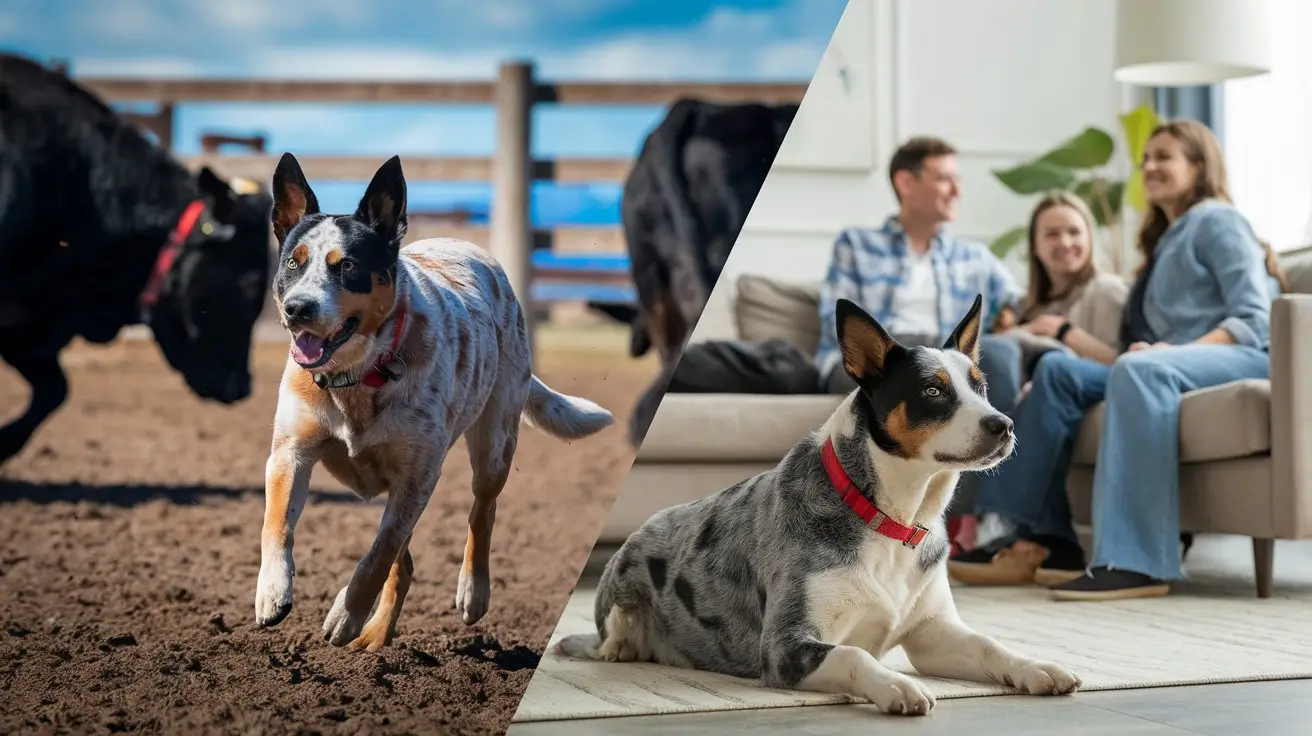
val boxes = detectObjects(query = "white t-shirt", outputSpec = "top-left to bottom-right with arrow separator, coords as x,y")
887,247 -> 939,337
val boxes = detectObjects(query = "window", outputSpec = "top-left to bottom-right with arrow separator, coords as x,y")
1223,0 -> 1312,252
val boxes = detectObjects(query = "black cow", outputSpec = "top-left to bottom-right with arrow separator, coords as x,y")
606,98 -> 798,446
0,54 -> 273,464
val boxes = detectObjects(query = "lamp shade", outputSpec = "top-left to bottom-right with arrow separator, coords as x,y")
1113,0 -> 1273,86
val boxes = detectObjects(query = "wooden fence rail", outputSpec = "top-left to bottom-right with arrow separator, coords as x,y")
73,61 -> 809,348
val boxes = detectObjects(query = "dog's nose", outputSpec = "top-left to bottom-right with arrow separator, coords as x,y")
282,296 -> 318,325
980,414 -> 1012,438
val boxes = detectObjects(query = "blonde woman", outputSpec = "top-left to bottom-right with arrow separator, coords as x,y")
951,121 -> 1283,601
959,192 -> 1128,553
1007,191 -> 1128,374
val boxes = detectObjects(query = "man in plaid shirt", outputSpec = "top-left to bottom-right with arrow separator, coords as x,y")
816,137 -> 1025,414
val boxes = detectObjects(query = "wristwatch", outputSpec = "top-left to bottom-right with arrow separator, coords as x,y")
1055,320 -> 1073,344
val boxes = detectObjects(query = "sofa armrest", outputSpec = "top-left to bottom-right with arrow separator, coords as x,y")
1269,294 -> 1312,538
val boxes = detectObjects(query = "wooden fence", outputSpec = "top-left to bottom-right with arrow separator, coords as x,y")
73,61 -> 809,345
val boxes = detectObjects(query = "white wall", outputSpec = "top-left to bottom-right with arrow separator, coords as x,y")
692,0 -> 1128,341
1224,0 -> 1312,253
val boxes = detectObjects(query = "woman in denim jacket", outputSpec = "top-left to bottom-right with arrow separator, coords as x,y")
947,120 -> 1286,600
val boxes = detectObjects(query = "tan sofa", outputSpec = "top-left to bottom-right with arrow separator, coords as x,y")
602,251 -> 1312,598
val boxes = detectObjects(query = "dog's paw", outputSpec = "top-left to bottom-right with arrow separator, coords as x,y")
864,673 -> 937,716
322,587 -> 366,647
254,554 -> 295,627
998,659 -> 1082,696
454,568 -> 490,626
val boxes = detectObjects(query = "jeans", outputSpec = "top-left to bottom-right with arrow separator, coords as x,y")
824,334 -> 1025,515
973,345 -> 1271,581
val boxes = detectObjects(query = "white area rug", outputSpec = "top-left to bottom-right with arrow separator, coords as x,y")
512,537 -> 1312,722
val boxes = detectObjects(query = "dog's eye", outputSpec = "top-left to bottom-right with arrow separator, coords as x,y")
924,387 -> 941,397
341,260 -> 355,272
285,257 -> 299,270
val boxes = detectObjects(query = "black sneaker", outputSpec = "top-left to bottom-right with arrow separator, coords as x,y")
1050,566 -> 1169,601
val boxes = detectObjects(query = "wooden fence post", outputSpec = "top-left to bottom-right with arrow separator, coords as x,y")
491,60 -> 536,356
158,103 -> 176,150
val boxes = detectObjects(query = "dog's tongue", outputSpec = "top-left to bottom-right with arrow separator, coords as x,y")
291,333 -> 325,365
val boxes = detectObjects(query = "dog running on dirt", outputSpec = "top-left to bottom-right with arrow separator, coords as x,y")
253,153 -> 615,650
558,296 -> 1081,715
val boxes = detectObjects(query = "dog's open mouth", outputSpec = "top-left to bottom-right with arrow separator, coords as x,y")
289,316 -> 360,369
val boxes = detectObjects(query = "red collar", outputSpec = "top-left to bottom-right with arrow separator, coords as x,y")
139,199 -> 207,311
361,303 -> 408,388
820,437 -> 930,548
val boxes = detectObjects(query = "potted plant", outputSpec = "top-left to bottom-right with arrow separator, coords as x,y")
988,105 -> 1161,273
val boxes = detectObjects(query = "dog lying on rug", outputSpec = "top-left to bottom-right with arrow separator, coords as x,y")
558,296 -> 1080,715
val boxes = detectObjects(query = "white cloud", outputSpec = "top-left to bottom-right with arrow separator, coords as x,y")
61,0 -> 834,82
76,0 -> 171,44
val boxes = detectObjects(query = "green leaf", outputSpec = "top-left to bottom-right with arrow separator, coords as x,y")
1124,170 -> 1146,213
989,226 -> 1029,258
1119,105 -> 1160,213
1119,105 -> 1160,165
1037,127 -> 1116,169
1073,178 -> 1126,227
992,162 -> 1078,195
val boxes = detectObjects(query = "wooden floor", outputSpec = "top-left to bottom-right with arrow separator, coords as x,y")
509,678 -> 1312,735
510,535 -> 1312,735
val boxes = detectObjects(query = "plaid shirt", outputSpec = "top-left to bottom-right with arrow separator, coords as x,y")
814,216 -> 1024,377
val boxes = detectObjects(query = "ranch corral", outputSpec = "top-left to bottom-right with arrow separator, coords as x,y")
0,60 -> 803,734
0,331 -> 652,735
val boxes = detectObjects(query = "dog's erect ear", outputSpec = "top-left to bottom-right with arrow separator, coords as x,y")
354,155 -> 408,252
944,294 -> 985,363
271,153 -> 320,246
836,298 -> 901,383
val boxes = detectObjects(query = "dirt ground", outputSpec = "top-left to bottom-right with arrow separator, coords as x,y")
0,330 -> 652,735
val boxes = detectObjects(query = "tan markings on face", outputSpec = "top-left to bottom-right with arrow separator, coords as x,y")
290,242 -> 309,266
968,364 -> 984,384
884,402 -> 948,459
337,278 -> 397,338
934,368 -> 951,385
325,248 -> 344,266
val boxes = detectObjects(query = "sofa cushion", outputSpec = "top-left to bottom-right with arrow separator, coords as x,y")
1072,378 -> 1271,465
734,275 -> 823,356
637,393 -> 845,463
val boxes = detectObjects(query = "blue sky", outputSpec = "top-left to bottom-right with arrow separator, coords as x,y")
0,0 -> 845,225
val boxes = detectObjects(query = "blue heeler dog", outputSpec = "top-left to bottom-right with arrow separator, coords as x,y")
558,295 -> 1081,716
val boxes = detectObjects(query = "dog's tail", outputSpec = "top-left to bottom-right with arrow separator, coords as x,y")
523,376 -> 615,440
555,633 -> 603,660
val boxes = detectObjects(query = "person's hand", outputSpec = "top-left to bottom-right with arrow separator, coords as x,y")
1128,341 -> 1171,352
993,307 -> 1018,331
1017,380 -> 1033,402
1023,315 -> 1067,339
